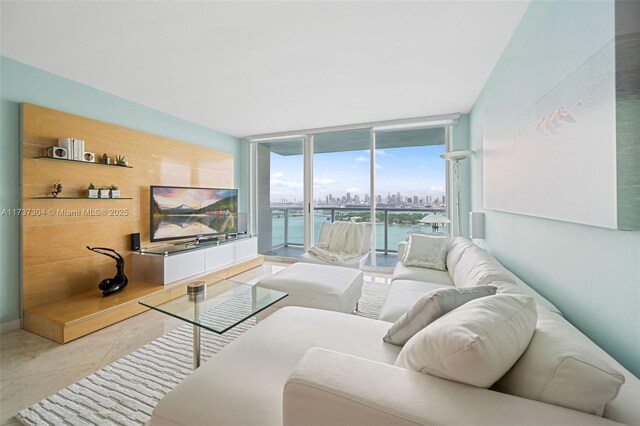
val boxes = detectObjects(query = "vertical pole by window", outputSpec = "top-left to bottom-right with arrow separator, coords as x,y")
445,126 -> 452,236
249,143 -> 257,236
303,135 -> 314,252
369,128 -> 376,267
384,209 -> 389,255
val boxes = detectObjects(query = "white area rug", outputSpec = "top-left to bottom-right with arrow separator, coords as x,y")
16,279 -> 389,426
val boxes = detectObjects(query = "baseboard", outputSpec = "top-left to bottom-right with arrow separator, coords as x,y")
0,318 -> 21,335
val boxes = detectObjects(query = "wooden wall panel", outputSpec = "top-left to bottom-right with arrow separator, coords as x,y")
22,103 -> 235,311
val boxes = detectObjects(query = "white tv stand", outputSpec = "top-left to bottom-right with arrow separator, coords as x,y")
132,235 -> 259,285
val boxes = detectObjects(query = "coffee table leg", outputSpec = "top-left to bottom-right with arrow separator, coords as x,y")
193,324 -> 201,370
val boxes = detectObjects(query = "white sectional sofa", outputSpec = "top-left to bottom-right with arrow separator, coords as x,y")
381,237 -> 562,322
152,238 -> 640,426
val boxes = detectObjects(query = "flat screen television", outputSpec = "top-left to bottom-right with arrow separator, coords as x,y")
150,185 -> 238,242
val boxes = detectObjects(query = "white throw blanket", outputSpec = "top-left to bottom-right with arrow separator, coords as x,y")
309,221 -> 365,264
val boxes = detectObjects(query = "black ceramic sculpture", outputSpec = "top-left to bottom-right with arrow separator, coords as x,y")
86,246 -> 128,296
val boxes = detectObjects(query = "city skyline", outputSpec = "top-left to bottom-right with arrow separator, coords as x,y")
269,144 -> 446,203
271,189 -> 446,209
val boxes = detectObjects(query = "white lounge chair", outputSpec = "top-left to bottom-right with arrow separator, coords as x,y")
299,221 -> 372,269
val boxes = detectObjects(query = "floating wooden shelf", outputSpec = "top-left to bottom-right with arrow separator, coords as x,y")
32,197 -> 133,200
23,255 -> 263,343
33,156 -> 133,168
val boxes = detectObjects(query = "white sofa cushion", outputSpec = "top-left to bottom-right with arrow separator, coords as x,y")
452,245 -> 515,288
392,262 -> 454,285
378,279 -> 451,323
402,233 -> 451,270
490,279 -> 562,316
446,237 -> 474,272
383,286 -> 497,345
153,307 -> 400,426
493,309 -> 625,416
395,293 -> 537,388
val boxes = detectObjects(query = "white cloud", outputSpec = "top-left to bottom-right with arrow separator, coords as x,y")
314,177 -> 335,185
350,165 -> 358,169
271,172 -> 284,178
375,164 -> 384,169
345,187 -> 360,192
418,165 -> 426,169
430,185 -> 445,193
355,156 -> 368,162
271,179 -> 303,189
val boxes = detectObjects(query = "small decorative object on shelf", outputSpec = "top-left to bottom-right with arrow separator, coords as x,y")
46,146 -> 68,159
86,246 -> 128,296
102,153 -> 110,165
115,155 -> 127,166
87,183 -> 99,199
84,152 -> 96,162
109,184 -> 120,198
51,179 -> 62,198
99,187 -> 110,198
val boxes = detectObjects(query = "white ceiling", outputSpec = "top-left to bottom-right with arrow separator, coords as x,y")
0,1 -> 529,138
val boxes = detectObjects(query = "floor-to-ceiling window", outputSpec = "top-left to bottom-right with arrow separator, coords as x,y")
373,127 -> 448,258
312,129 -> 371,244
254,138 -> 304,257
250,116 -> 455,263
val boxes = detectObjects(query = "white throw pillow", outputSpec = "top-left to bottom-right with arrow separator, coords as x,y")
402,233 -> 451,271
383,286 -> 497,345
493,309 -> 625,416
395,293 -> 537,388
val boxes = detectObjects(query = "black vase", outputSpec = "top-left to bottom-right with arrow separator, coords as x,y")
86,246 -> 129,296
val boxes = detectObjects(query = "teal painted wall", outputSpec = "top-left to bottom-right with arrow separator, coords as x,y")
469,1 -> 640,376
0,56 -> 248,323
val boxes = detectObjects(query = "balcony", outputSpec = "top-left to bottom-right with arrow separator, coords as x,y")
264,206 -> 448,267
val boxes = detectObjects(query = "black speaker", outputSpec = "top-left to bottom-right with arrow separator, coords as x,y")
237,213 -> 248,234
130,233 -> 141,251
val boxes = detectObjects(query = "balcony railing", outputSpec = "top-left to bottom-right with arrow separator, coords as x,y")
270,206 -> 447,255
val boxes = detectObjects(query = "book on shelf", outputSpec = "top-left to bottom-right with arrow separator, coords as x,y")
57,138 -> 85,161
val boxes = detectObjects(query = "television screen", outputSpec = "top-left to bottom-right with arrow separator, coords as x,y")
150,185 -> 238,242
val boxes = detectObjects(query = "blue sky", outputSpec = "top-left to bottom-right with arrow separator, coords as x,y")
269,145 -> 445,203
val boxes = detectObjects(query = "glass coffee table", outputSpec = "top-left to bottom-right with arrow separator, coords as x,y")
140,279 -> 288,369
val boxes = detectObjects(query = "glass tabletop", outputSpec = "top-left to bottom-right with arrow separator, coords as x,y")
139,279 -> 288,334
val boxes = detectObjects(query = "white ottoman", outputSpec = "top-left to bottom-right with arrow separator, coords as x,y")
256,263 -> 363,319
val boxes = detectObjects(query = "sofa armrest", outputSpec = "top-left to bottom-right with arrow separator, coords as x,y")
397,241 -> 407,260
284,348 -> 622,426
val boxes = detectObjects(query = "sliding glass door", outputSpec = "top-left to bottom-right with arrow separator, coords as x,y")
373,127 -> 448,257
312,129 -> 371,244
254,138 -> 304,257
250,117 -> 455,262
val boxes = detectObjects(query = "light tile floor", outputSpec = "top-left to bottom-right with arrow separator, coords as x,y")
0,262 -> 391,425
